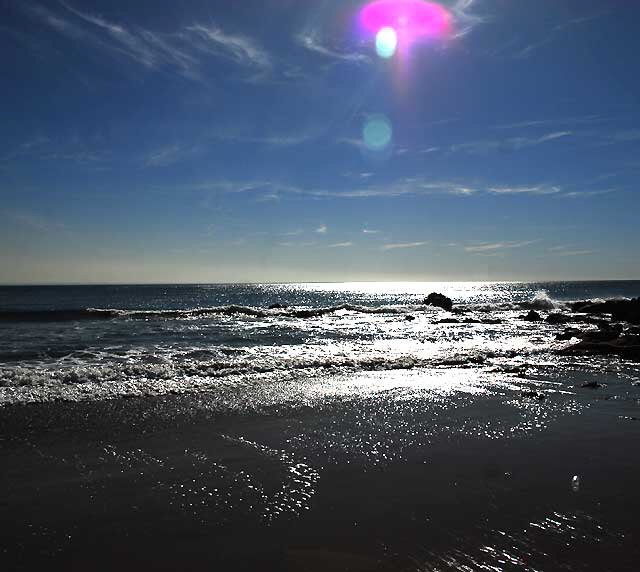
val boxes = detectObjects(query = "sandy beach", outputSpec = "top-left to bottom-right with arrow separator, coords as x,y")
2,364 -> 640,571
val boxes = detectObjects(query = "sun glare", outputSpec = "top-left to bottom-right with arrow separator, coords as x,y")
375,26 -> 398,58
359,0 -> 452,58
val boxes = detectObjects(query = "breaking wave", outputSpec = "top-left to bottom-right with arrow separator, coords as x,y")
520,291 -> 560,311
0,304 -> 420,323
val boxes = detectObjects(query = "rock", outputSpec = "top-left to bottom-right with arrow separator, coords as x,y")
405,315 -> 416,321
556,328 -> 581,341
546,313 -> 571,325
481,318 -> 502,325
436,318 -> 459,324
522,390 -> 546,401
522,310 -> 542,322
580,328 -> 621,343
423,292 -> 453,312
581,381 -> 606,389
570,297 -> 640,324
560,334 -> 640,362
463,318 -> 482,324
268,303 -> 288,310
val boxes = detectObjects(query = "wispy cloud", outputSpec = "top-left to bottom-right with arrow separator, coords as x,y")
212,132 -> 312,147
464,240 -> 539,253
0,136 -> 50,162
496,115 -> 604,130
276,241 -> 317,248
0,208 -> 67,233
315,224 -> 328,234
448,131 -> 571,154
185,24 -> 271,74
295,28 -> 368,63
327,242 -> 353,248
190,177 -> 610,203
338,137 -> 367,150
381,241 -> 428,251
549,245 -> 596,256
601,130 -> 640,145
487,185 -> 562,196
1,134 -> 107,166
362,229 -> 381,234
450,0 -> 489,38
28,2 -> 273,81
504,11 -> 609,59
557,189 -> 615,199
144,145 -> 184,167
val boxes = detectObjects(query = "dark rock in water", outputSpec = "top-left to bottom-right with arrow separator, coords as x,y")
481,318 -> 502,325
522,310 -> 542,322
581,381 -> 606,389
560,334 -> 640,362
405,315 -> 416,321
523,390 -> 546,401
436,318 -> 459,324
463,318 -> 482,324
268,303 -> 288,310
570,297 -> 640,324
598,322 -> 624,334
423,292 -> 453,312
546,313 -> 571,325
556,328 -> 581,341
581,328 -> 621,343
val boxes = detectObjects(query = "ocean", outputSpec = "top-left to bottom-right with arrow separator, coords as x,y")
2,280 -> 640,405
1,281 -> 640,570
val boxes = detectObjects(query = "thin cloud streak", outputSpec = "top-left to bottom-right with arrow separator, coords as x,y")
464,240 -> 539,252
327,242 -> 354,248
189,178 -> 613,202
295,29 -> 368,63
381,242 -> 428,251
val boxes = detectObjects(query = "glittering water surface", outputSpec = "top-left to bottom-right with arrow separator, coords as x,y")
1,282 -> 640,569
1,281 -> 639,404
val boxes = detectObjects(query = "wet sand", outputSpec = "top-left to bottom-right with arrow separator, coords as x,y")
1,368 -> 640,571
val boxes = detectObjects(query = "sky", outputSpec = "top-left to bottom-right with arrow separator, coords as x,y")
1,0 -> 639,284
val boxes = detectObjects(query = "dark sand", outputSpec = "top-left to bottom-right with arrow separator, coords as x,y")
2,368 -> 640,571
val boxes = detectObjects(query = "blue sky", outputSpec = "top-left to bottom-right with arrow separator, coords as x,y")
1,0 -> 639,284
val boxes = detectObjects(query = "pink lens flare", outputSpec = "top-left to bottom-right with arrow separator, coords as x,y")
359,0 -> 452,44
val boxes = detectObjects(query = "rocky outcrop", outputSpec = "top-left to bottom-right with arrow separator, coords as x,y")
581,381 -> 606,389
268,303 -> 288,310
546,313 -> 572,325
561,332 -> 640,362
423,292 -> 453,312
522,310 -> 542,322
570,298 -> 640,324
556,328 -> 581,341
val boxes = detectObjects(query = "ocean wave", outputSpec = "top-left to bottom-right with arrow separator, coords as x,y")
0,354 -> 425,389
0,303 -> 419,323
463,291 -> 568,312
519,291 -> 561,310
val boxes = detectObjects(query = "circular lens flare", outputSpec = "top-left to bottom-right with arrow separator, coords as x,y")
363,115 -> 393,151
375,27 -> 398,58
